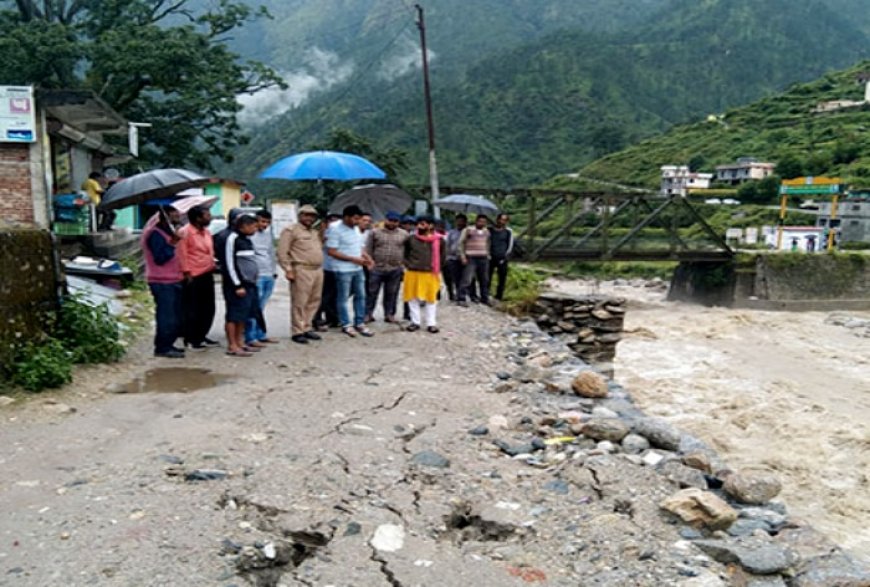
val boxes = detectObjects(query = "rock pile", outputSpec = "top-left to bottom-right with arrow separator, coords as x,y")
479,316 -> 870,585
530,293 -> 626,376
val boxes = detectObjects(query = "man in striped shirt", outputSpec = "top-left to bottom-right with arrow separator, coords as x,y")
458,214 -> 491,306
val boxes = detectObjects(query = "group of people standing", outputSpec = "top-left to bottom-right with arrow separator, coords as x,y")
141,200 -> 514,358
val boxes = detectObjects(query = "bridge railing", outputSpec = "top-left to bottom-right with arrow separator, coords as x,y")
416,187 -> 733,262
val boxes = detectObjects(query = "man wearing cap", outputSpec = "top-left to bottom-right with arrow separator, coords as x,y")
326,205 -> 375,337
364,211 -> 409,323
277,205 -> 325,344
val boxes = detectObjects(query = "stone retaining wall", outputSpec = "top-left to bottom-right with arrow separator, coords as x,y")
0,225 -> 59,368
529,292 -> 626,376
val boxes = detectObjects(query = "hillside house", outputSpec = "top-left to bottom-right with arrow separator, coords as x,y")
817,191 -> 870,244
660,165 -> 713,196
812,80 -> 870,113
715,158 -> 776,185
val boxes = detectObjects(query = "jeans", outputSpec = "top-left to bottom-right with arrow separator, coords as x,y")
489,256 -> 509,301
335,269 -> 366,328
245,275 -> 275,343
149,282 -> 183,354
459,257 -> 490,303
366,268 -> 403,319
183,272 -> 215,345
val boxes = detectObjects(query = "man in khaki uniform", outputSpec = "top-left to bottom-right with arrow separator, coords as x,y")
277,205 -> 324,344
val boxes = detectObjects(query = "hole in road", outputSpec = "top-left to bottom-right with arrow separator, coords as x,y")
123,368 -> 230,393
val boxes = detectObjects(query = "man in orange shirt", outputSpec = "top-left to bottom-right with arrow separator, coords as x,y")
177,205 -> 219,349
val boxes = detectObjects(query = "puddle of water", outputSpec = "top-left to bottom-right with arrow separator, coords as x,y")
123,368 -> 229,393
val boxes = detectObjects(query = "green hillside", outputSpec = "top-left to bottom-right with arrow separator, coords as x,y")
231,0 -> 870,190
578,61 -> 870,188
228,0 -> 668,72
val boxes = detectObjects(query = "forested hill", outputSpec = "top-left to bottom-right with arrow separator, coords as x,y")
229,0 -> 870,188
224,0 -> 668,73
577,61 -> 870,189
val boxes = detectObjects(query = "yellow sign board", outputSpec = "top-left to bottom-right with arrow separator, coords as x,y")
781,176 -> 841,186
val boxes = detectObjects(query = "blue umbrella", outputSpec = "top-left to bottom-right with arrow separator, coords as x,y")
433,194 -> 499,216
259,150 -> 387,181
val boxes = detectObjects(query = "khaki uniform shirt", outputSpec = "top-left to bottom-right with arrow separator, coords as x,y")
277,223 -> 324,270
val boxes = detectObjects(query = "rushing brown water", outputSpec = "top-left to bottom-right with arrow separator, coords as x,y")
548,278 -> 870,562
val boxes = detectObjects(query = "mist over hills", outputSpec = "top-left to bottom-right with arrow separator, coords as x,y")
224,0 -> 870,187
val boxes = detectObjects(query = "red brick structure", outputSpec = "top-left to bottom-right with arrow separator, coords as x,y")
0,143 -> 35,224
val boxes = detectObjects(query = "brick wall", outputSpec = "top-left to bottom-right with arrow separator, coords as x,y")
0,143 -> 35,224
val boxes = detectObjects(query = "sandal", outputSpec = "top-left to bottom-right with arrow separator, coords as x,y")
247,340 -> 267,348
259,338 -> 280,344
427,326 -> 440,334
355,325 -> 374,337
341,326 -> 357,338
405,324 -> 420,332
242,345 -> 262,353
226,349 -> 253,357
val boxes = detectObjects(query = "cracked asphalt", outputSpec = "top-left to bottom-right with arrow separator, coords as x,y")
0,288 -> 556,586
1,286 -> 799,586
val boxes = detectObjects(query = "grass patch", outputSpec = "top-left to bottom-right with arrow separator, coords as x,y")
501,265 -> 548,316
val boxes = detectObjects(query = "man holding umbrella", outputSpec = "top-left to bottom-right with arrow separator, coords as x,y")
277,205 -> 325,344
142,205 -> 185,358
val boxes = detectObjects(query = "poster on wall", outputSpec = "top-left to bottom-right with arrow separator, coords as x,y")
270,200 -> 299,236
0,86 -> 37,143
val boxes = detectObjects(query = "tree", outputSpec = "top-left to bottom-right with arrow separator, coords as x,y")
775,154 -> 804,179
0,0 -> 284,171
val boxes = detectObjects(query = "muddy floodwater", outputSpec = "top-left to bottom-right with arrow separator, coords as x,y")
549,278 -> 870,562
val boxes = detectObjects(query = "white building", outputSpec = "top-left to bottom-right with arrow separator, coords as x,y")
715,157 -> 776,185
763,225 -> 826,252
811,80 -> 870,113
660,165 -> 713,196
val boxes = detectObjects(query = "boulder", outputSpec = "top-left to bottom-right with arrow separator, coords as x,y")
723,472 -> 782,505
571,371 -> 609,399
581,418 -> 630,442
660,488 -> 737,530
693,540 -> 799,575
633,417 -> 681,451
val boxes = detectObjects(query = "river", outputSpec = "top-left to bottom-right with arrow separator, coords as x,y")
548,278 -> 870,562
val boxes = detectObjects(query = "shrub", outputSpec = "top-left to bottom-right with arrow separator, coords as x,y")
501,266 -> 547,316
11,339 -> 73,392
55,296 -> 125,364
840,241 -> 870,250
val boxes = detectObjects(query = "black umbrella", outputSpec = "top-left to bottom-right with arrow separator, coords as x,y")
99,168 -> 210,211
329,184 -> 413,221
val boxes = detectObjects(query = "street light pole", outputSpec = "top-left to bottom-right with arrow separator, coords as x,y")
415,4 -> 440,218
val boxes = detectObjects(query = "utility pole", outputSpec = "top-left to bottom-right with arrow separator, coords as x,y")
415,3 -> 440,217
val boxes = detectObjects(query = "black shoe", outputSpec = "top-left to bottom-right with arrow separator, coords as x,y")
155,349 -> 185,359
291,334 -> 309,344
304,331 -> 321,340
203,338 -> 220,347
406,324 -> 420,332
188,342 -> 207,351
171,345 -> 186,353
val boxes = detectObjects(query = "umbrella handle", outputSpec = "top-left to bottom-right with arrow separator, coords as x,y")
157,205 -> 178,237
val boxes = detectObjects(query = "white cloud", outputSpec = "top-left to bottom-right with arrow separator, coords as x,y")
237,48 -> 354,127
377,37 -> 436,81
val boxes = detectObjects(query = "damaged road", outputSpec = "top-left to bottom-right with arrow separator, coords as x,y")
0,296 -> 867,586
